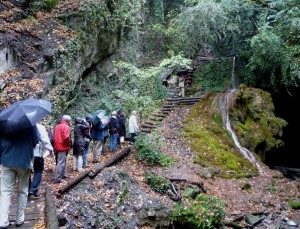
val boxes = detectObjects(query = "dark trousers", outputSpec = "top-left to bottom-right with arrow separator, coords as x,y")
130,133 -> 137,143
29,157 -> 44,195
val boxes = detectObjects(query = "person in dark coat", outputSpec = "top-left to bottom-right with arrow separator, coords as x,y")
0,126 -> 39,228
82,115 -> 93,168
109,111 -> 119,152
102,125 -> 109,154
73,118 -> 90,172
117,112 -> 126,148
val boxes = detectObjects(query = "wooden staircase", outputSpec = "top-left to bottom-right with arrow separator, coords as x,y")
140,68 -> 203,134
140,95 -> 204,134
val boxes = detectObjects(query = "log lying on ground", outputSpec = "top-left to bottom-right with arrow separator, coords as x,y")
89,146 -> 131,179
45,186 -> 59,229
58,170 -> 90,195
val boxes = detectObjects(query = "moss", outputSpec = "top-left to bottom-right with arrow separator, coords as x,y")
183,92 -> 258,179
289,201 -> 300,209
229,86 -> 288,161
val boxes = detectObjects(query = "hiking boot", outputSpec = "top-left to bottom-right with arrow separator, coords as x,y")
16,221 -> 25,227
92,160 -> 99,163
29,193 -> 40,200
83,164 -> 90,168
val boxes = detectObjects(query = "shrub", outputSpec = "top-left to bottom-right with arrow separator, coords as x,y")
134,134 -> 173,166
172,194 -> 225,228
144,172 -> 170,194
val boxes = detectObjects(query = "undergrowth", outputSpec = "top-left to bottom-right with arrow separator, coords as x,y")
172,193 -> 225,228
134,133 -> 174,166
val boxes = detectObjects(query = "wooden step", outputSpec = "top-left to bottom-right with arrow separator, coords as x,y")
141,128 -> 151,133
141,123 -> 155,129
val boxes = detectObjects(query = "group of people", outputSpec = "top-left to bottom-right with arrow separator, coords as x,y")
0,109 -> 139,228
53,110 -> 139,183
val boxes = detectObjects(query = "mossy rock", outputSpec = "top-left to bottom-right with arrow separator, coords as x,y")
228,85 -> 287,161
183,92 -> 258,179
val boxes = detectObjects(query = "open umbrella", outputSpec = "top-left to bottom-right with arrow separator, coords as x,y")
0,98 -> 51,135
92,109 -> 106,125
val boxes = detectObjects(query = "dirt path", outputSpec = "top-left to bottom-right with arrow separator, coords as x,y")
40,105 -> 299,228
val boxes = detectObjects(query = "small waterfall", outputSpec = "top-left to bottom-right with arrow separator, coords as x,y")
220,90 -> 264,174
231,56 -> 239,89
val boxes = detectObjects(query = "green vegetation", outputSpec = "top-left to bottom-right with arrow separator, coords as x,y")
172,194 -> 225,228
183,92 -> 258,178
134,133 -> 174,166
229,85 -> 288,161
144,172 -> 171,193
116,181 -> 129,207
289,201 -> 300,210
29,0 -> 59,12
167,0 -> 299,92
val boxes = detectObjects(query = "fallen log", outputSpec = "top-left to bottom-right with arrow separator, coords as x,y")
45,186 -> 59,229
58,170 -> 90,195
89,146 -> 131,179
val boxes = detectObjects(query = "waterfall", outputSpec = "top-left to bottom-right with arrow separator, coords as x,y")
231,56 -> 239,89
220,90 -> 264,175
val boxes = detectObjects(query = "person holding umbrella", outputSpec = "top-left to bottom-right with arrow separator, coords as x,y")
0,98 -> 50,228
53,115 -> 72,183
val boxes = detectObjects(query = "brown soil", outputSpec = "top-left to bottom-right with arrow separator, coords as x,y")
40,105 -> 300,228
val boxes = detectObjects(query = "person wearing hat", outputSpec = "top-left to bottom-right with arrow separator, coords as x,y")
53,115 -> 72,183
109,111 -> 119,153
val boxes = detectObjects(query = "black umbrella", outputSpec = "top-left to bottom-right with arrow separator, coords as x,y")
0,98 -> 51,135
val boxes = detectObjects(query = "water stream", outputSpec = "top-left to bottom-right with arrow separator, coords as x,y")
219,57 -> 263,174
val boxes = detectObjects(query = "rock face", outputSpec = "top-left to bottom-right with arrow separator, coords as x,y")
227,85 -> 287,162
0,0 -> 130,111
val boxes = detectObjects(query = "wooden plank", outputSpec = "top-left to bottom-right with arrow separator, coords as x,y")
9,205 -> 45,216
7,219 -> 45,228
9,213 -> 44,221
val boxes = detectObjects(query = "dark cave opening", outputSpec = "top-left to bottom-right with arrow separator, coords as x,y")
265,87 -> 300,169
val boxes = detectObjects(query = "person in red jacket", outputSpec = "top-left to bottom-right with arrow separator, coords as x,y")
53,115 -> 72,183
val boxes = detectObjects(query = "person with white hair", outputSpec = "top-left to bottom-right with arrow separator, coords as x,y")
53,115 -> 72,183
129,110 -> 139,144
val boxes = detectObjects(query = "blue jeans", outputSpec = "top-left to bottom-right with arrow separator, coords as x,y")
83,141 -> 91,166
29,157 -> 44,195
109,134 -> 118,152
